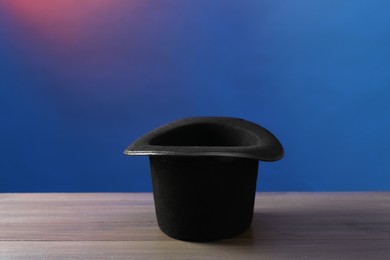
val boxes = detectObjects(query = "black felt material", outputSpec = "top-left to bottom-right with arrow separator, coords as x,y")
124,117 -> 284,241
150,156 -> 258,241
124,117 -> 284,161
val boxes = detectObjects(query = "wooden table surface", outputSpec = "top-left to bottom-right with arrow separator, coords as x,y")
0,192 -> 389,259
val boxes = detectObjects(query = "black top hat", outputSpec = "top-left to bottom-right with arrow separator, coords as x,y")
124,117 -> 284,241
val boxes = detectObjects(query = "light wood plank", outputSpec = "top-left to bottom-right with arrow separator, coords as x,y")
0,240 -> 389,260
0,192 -> 389,259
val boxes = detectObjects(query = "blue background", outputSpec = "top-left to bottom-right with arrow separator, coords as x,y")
1,0 -> 389,192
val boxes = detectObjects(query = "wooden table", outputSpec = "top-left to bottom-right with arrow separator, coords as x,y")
0,192 -> 389,259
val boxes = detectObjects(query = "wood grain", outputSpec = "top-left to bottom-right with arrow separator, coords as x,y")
0,192 -> 389,259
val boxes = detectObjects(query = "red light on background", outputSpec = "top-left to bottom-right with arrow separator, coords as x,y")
3,0 -> 140,44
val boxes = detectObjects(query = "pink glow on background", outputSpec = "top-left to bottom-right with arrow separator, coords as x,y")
4,0 -> 141,44
3,0 -> 148,103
